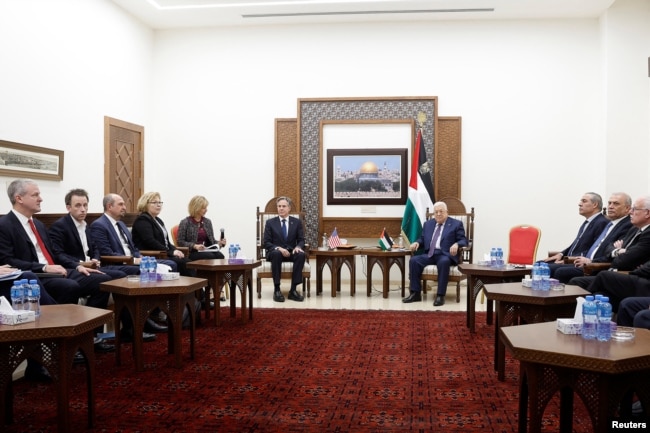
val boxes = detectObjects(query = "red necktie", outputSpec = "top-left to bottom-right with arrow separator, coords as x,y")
29,218 -> 55,265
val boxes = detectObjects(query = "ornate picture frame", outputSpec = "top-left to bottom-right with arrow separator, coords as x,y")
0,139 -> 64,181
326,148 -> 407,205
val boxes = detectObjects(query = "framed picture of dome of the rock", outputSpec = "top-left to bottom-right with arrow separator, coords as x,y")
326,148 -> 407,205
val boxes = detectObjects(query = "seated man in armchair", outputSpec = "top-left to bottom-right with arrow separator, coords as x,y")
263,196 -> 305,303
404,201 -> 467,307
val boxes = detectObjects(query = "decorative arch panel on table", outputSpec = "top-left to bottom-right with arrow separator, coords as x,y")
273,97 -> 461,247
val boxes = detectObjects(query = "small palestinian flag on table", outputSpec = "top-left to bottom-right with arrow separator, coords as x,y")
378,228 -> 393,251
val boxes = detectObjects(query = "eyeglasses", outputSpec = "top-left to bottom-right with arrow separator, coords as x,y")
631,207 -> 647,212
149,201 -> 163,206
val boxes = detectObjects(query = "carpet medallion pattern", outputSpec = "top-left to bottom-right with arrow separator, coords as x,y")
5,309 -> 594,432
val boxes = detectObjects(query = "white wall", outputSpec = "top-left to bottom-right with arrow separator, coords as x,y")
0,0 -> 649,266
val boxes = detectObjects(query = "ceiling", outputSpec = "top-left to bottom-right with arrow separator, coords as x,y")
109,0 -> 617,30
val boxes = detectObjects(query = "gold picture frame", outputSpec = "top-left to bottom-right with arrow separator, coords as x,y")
0,139 -> 64,181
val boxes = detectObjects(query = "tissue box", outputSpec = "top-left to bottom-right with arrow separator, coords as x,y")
0,309 -> 35,325
556,319 -> 582,334
522,278 -> 532,288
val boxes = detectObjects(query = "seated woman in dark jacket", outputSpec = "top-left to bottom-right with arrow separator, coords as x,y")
132,192 -> 191,276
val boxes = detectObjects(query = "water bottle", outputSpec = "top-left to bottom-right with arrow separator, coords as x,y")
540,262 -> 550,291
28,279 -> 40,317
531,262 -> 541,290
582,295 -> 597,340
147,257 -> 157,281
229,244 -> 235,260
140,256 -> 149,282
10,282 -> 24,310
496,247 -> 504,267
597,296 -> 612,341
322,234 -> 328,250
235,244 -> 241,258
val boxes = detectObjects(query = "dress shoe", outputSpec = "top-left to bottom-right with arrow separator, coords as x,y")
120,330 -> 157,343
144,318 -> 168,333
73,351 -> 86,364
24,362 -> 52,382
94,342 -> 115,353
273,291 -> 285,302
433,295 -> 445,306
288,290 -> 304,302
402,292 -> 422,303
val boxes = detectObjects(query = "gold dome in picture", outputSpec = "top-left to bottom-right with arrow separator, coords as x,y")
359,161 -> 378,174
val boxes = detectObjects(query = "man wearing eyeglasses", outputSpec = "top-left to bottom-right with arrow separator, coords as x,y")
568,195 -> 650,302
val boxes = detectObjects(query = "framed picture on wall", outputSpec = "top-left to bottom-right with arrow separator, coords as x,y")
0,139 -> 64,181
326,148 -> 407,205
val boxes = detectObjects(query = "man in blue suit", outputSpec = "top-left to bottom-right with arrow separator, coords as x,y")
404,201 -> 468,306
263,196 -> 305,302
544,192 -> 608,263
89,193 -> 177,272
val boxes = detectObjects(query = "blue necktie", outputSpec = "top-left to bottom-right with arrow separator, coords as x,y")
282,219 -> 288,241
428,224 -> 442,258
567,220 -> 588,256
586,221 -> 612,259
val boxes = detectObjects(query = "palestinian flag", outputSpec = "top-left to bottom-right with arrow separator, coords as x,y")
378,228 -> 393,251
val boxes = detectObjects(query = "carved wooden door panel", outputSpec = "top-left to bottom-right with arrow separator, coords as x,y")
104,116 -> 143,212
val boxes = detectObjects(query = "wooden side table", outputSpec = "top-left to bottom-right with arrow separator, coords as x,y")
0,305 -> 112,432
310,249 -> 358,297
186,259 -> 261,326
483,282 -> 588,380
502,322 -> 650,433
458,263 -> 531,333
100,276 -> 206,371
363,248 -> 411,298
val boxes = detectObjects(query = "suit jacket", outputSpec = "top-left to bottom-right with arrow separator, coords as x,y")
90,214 -> 141,258
263,215 -> 305,255
562,213 -> 609,257
175,216 -> 218,251
591,215 -> 632,262
49,214 -> 102,263
0,211 -> 77,271
415,217 -> 468,264
610,225 -> 650,270
132,212 -> 177,256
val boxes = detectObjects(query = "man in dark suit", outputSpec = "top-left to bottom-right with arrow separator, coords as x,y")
263,196 -> 305,302
89,193 -> 177,272
49,189 -> 137,279
0,179 -> 115,360
404,201 -> 468,306
550,192 -> 633,283
544,192 -> 609,263
569,195 -> 650,290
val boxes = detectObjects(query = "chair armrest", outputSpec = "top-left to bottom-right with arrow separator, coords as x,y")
80,261 -> 98,269
562,256 -> 581,264
34,273 -> 65,279
583,262 -> 611,276
140,250 -> 167,259
100,255 -> 135,265
176,247 -> 190,257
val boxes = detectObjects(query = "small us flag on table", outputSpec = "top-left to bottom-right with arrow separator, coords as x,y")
328,227 -> 342,249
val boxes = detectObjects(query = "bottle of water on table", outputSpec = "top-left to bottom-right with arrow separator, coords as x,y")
582,295 -> 597,340
10,282 -> 24,310
140,257 -> 149,282
597,296 -> 612,342
496,247 -> 504,267
28,279 -> 41,317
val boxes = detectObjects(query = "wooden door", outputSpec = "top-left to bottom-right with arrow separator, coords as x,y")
103,116 -> 143,212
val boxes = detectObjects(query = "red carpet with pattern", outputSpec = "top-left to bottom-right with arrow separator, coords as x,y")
6,309 -> 594,432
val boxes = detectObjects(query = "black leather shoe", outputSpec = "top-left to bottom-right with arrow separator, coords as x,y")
433,295 -> 445,306
120,330 -> 157,343
144,318 -> 168,333
402,292 -> 422,303
73,351 -> 86,364
94,342 -> 115,353
24,363 -> 52,382
202,300 -> 216,309
288,290 -> 304,302
273,291 -> 285,302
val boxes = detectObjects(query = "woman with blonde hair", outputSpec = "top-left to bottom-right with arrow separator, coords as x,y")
176,195 -> 227,261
